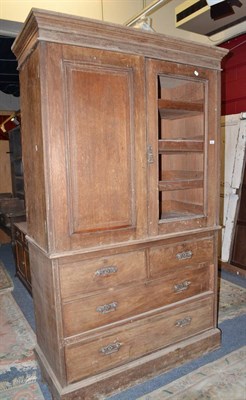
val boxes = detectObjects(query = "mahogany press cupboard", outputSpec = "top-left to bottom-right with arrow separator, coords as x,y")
12,9 -> 227,400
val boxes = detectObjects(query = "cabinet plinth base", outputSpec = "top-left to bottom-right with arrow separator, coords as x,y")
36,328 -> 221,400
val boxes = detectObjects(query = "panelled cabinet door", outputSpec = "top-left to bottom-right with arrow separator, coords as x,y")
146,59 -> 220,236
43,44 -> 147,251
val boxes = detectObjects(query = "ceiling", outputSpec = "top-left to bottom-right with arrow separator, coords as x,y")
0,1 -> 245,99
0,35 -> 19,97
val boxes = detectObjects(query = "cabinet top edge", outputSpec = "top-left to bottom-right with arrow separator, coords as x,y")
12,8 -> 228,70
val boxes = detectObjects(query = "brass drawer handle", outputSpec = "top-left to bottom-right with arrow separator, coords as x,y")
96,301 -> 118,314
100,341 -> 121,355
95,266 -> 118,277
176,250 -> 193,260
174,280 -> 191,293
175,316 -> 192,328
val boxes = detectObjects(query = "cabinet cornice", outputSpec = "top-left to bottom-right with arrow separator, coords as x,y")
12,8 -> 228,71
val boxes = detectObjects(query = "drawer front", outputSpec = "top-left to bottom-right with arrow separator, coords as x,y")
149,237 -> 214,278
60,250 -> 146,299
62,263 -> 212,337
16,241 -> 26,276
65,297 -> 214,383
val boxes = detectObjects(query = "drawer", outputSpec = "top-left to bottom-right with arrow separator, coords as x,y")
59,250 -> 146,299
16,241 -> 26,276
149,236 -> 214,278
62,263 -> 212,337
65,296 -> 214,383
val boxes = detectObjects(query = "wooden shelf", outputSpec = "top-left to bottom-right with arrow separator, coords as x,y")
159,178 -> 203,191
160,200 -> 204,220
159,170 -> 203,191
160,210 -> 201,220
158,99 -> 204,119
159,138 -> 203,153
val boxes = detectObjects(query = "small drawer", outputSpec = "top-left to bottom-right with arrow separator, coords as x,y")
65,296 -> 214,383
62,263 -> 212,337
59,250 -> 146,299
149,237 -> 214,278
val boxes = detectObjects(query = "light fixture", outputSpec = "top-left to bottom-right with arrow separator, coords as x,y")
206,0 -> 242,21
0,111 -> 20,133
10,116 -> 20,126
206,0 -> 225,5
124,0 -> 171,27
0,124 -> 6,133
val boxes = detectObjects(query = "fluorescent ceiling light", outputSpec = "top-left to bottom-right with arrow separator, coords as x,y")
206,0 -> 225,5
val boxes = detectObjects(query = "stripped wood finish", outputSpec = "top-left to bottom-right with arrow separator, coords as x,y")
12,9 -> 227,399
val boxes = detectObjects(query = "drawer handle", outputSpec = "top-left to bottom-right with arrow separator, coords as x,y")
96,301 -> 118,314
175,316 -> 192,328
176,250 -> 193,260
174,280 -> 191,293
100,341 -> 121,355
95,266 -> 118,277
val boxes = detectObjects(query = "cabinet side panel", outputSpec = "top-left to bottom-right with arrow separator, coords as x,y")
29,245 -> 65,384
19,47 -> 47,250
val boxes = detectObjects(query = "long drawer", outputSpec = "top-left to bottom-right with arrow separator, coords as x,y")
65,296 -> 214,383
59,250 -> 146,299
62,263 -> 212,337
149,236 -> 214,278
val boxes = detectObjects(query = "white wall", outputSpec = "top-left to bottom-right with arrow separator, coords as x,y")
0,92 -> 19,111
0,0 -> 143,25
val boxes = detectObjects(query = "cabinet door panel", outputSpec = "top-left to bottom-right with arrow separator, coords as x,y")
44,44 -> 147,251
146,59 -> 220,236
66,64 -> 133,233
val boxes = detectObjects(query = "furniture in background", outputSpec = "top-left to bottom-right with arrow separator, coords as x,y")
14,221 -> 31,293
0,196 -> 25,247
0,135 -> 20,244
0,126 -> 26,252
13,9 -> 227,400
8,126 -> 25,200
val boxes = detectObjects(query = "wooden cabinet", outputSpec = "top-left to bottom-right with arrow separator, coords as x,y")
0,127 -> 26,249
14,222 -> 31,293
0,197 -> 26,248
12,9 -> 227,400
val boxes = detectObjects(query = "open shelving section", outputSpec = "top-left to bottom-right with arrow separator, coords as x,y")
158,75 -> 206,221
